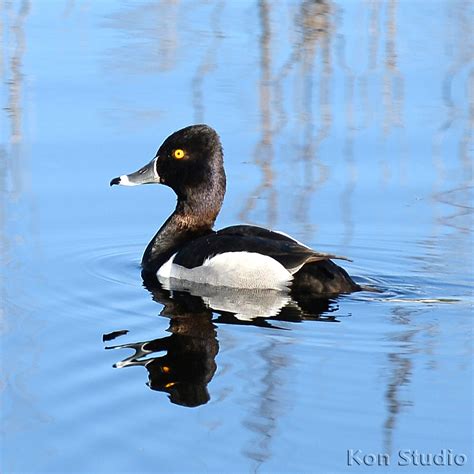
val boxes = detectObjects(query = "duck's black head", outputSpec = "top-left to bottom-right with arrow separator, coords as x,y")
110,124 -> 226,219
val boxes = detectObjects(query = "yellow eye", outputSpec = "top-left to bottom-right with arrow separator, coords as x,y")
173,149 -> 185,159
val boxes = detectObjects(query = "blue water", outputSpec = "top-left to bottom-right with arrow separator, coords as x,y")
1,1 -> 473,473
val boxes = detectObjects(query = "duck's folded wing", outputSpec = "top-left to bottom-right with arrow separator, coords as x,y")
218,225 -> 352,263
173,227 -> 351,275
217,224 -> 306,245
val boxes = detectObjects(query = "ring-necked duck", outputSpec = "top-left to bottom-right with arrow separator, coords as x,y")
110,124 -> 361,294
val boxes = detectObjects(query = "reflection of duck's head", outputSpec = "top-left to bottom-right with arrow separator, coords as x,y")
108,303 -> 218,408
144,312 -> 218,408
111,124 -> 361,294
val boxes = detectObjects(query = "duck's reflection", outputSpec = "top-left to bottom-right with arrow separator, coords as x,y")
106,290 -> 218,407
105,280 -> 340,407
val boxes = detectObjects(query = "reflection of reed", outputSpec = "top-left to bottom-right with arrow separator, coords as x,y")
382,0 -> 403,136
337,0 -> 405,243
241,1 -> 334,232
432,1 -> 473,236
6,0 -> 30,144
0,2 -> 3,79
243,339 -> 290,467
1,0 -> 31,287
382,306 -> 416,454
336,7 -> 357,246
192,1 -> 224,124
294,0 -> 332,236
433,186 -> 473,234
62,0 -> 75,18
1,0 -> 30,234
0,0 -> 45,438
239,0 -> 276,227
383,351 -> 412,454
368,0 -> 380,71
103,1 -> 182,127
105,0 -> 179,72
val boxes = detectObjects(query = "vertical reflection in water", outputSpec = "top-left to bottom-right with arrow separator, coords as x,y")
1,0 -> 30,242
0,1 -> 3,80
460,69 -> 473,175
192,1 -> 224,124
336,4 -> 357,246
6,0 -> 30,147
383,307 -> 414,454
381,0 -> 404,186
0,145 -> 5,327
62,0 -> 75,18
271,1 -> 334,238
432,0 -> 473,237
368,0 -> 380,71
103,1 -> 180,127
1,0 -> 44,433
358,0 -> 380,132
337,0 -> 405,245
239,0 -> 276,227
294,1 -> 332,239
156,0 -> 179,73
382,0 -> 403,137
243,339 -> 289,468
0,1 -> 5,275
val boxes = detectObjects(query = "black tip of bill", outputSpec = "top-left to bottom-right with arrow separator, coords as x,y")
110,177 -> 121,186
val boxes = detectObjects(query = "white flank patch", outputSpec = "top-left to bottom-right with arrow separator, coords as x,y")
157,252 -> 177,279
157,251 -> 293,290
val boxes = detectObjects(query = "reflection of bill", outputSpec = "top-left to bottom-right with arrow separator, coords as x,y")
105,282 -> 342,408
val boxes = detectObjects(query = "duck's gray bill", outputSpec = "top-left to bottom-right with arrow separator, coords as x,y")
110,157 -> 159,187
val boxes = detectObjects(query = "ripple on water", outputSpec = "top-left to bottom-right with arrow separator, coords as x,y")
30,237 -> 155,324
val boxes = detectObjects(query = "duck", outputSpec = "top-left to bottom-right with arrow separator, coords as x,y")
110,124 -> 361,294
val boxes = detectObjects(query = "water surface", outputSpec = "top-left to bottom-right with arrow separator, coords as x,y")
1,1 -> 473,472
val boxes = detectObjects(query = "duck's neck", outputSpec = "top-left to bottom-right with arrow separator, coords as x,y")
141,189 -> 223,275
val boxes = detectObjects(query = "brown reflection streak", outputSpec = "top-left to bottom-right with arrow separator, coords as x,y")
243,339 -> 290,467
239,0 -> 276,227
0,0 -> 46,436
1,0 -> 30,236
382,0 -> 403,137
191,1 -> 224,124
6,0 -> 30,145
1,0 -> 29,308
368,0 -> 380,70
157,0 -> 179,72
336,6 -> 356,246
242,1 -> 335,232
0,2 -> 3,79
432,1 -> 473,236
103,1 -> 181,127
103,2 -> 180,73
62,0 -> 75,18
337,0 -> 405,245
383,333 -> 413,453
295,1 -> 332,239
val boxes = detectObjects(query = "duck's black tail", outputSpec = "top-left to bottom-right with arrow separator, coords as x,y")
291,259 -> 361,296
